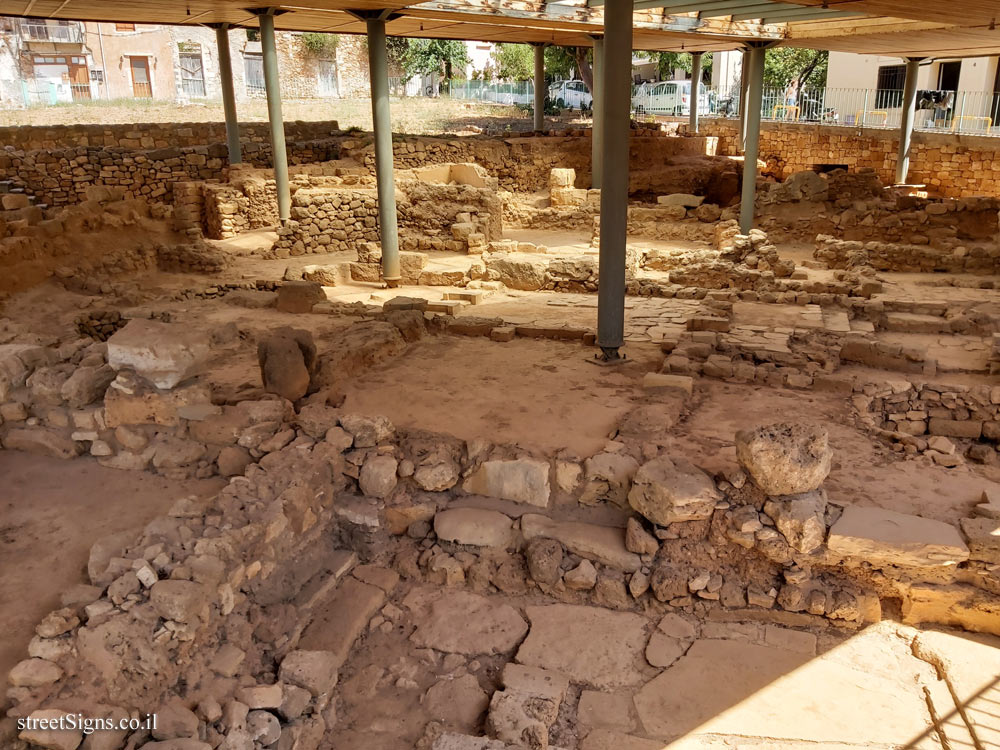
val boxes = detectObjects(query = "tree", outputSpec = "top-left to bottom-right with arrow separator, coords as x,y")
401,39 -> 471,86
763,48 -> 828,91
544,46 -> 593,93
491,43 -> 533,80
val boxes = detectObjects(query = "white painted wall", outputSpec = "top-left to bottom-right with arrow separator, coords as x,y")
711,50 -> 742,92
828,51 -> 998,94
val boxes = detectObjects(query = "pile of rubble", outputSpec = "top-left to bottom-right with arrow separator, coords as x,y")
6,401 -> 999,749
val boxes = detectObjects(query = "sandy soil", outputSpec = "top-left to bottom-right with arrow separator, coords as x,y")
341,336 -> 660,457
0,452 -> 224,681
0,97 -> 554,136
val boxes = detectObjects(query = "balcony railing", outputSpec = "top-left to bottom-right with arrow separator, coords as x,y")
21,20 -> 84,44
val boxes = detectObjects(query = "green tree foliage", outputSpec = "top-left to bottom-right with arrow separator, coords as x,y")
491,43 -> 534,80
401,39 -> 470,82
300,32 -> 338,58
763,48 -> 829,90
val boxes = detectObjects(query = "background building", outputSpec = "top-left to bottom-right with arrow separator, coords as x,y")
0,17 -> 369,108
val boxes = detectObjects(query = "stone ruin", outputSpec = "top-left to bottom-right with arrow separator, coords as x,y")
2,121 -> 1000,750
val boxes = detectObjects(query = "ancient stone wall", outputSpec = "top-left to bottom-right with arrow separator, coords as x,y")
0,139 -> 341,210
814,235 -> 1000,274
0,120 -> 343,152
270,171 -> 503,257
699,119 -> 1000,198
275,187 -> 380,256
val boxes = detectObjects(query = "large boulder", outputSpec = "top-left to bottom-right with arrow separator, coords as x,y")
735,423 -> 833,496
627,455 -> 720,524
258,327 -> 317,402
485,256 -> 548,291
276,281 -> 326,313
107,320 -> 210,389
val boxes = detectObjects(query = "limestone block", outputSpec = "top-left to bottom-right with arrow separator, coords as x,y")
828,506 -> 969,568
107,320 -> 210,389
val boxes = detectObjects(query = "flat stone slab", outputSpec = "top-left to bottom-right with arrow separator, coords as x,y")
520,514 -> 641,572
516,604 -> 648,689
434,508 -> 514,548
407,589 -> 528,656
463,459 -> 551,507
828,506 -> 969,568
633,637 -> 936,746
297,576 -> 385,667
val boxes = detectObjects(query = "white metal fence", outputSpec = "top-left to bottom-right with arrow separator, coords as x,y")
432,79 -> 1000,137
4,71 -> 999,138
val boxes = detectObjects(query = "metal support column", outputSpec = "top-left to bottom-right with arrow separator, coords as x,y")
595,0 -> 633,361
739,45 -> 766,234
895,58 -> 923,184
591,36 -> 604,189
257,11 -> 290,224
533,43 -> 546,131
365,13 -> 401,285
689,52 -> 703,134
214,25 -> 241,165
739,49 -> 750,152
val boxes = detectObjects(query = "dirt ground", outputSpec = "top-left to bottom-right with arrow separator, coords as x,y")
0,452 -> 224,681
0,96 -> 565,135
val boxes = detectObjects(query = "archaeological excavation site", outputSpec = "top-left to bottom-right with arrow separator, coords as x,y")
3,2 -> 1000,750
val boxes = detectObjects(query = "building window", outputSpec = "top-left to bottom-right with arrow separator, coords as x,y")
115,23 -> 136,32
875,64 -> 905,108
178,52 -> 206,97
318,59 -> 338,97
244,52 -> 265,96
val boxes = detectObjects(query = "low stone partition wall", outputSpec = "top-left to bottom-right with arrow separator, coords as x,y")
0,119 -> 343,152
271,165 -> 502,256
814,235 -> 1000,274
274,187 -> 380,256
0,139 -> 341,211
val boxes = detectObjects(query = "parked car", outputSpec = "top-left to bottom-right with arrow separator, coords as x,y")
548,79 -> 592,111
632,79 -> 709,116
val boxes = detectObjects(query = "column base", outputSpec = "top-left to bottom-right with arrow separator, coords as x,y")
590,347 -> 627,366
384,278 -> 402,289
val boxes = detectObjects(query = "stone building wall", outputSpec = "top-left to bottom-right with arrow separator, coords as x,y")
335,34 -> 369,98
699,119 -> 1000,198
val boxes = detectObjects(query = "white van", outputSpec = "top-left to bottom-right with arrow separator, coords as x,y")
548,80 -> 593,111
632,79 -> 709,116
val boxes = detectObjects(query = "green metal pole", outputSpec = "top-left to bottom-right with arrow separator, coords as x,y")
592,36 -> 604,189
533,43 -> 545,131
689,51 -> 702,134
739,46 -> 765,234
366,16 -> 401,285
596,0 -> 633,360
215,25 -> 241,165
258,12 -> 290,224
895,58 -> 922,184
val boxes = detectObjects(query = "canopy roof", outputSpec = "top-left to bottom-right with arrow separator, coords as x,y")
8,0 -> 1000,58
